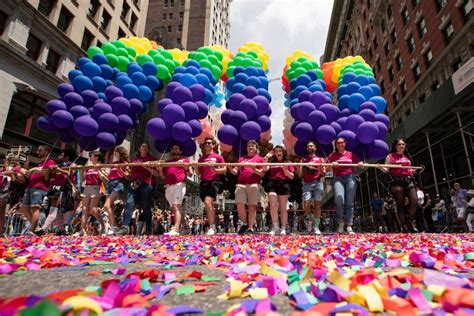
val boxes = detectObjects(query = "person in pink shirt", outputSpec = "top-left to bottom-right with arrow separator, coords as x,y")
378,138 -> 418,232
158,144 -> 193,236
196,138 -> 226,236
298,141 -> 326,235
230,140 -> 266,234
264,145 -> 295,236
21,145 -> 56,235
328,137 -> 365,234
103,146 -> 129,235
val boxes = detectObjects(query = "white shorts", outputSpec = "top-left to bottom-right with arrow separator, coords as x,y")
83,185 -> 101,198
165,182 -> 186,206
456,207 -> 466,219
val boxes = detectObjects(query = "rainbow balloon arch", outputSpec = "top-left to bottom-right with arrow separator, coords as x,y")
37,37 -> 390,160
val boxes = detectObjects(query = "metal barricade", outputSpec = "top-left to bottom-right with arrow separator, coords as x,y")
4,212 -> 28,236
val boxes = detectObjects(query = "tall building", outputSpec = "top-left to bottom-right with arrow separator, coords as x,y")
0,0 -> 149,161
323,0 -> 473,208
145,0 -> 231,50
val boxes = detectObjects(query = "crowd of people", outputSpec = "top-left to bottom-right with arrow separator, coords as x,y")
0,136 -> 473,237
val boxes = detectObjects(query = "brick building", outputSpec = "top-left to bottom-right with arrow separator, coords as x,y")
324,0 -> 473,213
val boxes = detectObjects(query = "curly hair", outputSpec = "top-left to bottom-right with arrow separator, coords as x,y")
270,145 -> 288,162
115,146 -> 129,162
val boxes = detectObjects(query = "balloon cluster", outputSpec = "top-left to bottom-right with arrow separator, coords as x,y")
281,51 -> 323,94
321,56 -> 374,93
237,42 -> 269,72
224,49 -> 266,82
208,45 -> 233,79
218,44 -> 271,158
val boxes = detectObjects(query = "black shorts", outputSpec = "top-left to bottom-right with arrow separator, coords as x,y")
200,181 -> 222,201
265,180 -> 291,195
390,176 -> 416,190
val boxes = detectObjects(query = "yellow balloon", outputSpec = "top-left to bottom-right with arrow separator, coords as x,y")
62,296 -> 103,314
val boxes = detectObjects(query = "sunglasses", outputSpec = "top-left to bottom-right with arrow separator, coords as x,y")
397,143 -> 406,146
204,142 -> 214,145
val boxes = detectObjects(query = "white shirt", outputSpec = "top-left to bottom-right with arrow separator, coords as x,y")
417,190 -> 424,206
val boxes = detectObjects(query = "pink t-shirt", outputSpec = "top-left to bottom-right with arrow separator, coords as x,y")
237,155 -> 265,185
163,157 -> 189,185
28,159 -> 55,191
301,155 -> 324,183
328,151 -> 360,177
130,155 -> 156,185
109,160 -> 127,181
269,163 -> 295,181
198,153 -> 225,181
85,168 -> 101,185
388,153 -> 414,177
52,162 -> 72,186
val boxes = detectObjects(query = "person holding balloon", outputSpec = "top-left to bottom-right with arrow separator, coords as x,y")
298,141 -> 326,235
264,145 -> 295,236
230,140 -> 266,235
377,139 -> 418,232
328,137 -> 365,234
196,138 -> 226,236
157,144 -> 193,236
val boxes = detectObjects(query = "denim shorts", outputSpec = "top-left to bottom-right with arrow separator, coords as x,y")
22,187 -> 47,207
302,180 -> 324,202
107,179 -> 125,194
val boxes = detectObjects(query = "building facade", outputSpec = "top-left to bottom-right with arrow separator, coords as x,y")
323,0 -> 473,213
0,0 -> 149,162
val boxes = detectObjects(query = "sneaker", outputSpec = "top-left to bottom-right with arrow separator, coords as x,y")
269,227 -> 280,236
337,222 -> 345,234
34,229 -> 45,236
165,228 -> 180,236
313,227 -> 322,235
378,226 -> 383,232
206,228 -> 216,236
73,229 -> 86,237
238,224 -> 248,235
246,228 -> 255,234
279,229 -> 286,236
107,226 -> 117,236
346,226 -> 355,235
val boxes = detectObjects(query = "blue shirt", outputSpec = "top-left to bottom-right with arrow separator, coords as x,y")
371,198 -> 384,214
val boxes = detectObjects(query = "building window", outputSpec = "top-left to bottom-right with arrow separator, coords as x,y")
392,91 -> 399,106
401,7 -> 409,25
169,12 -> 173,19
45,49 -> 61,73
400,80 -> 408,97
180,0 -> 185,6
118,28 -> 126,38
395,54 -> 402,72
163,13 -> 167,20
38,0 -> 56,17
170,0 -> 174,7
443,21 -> 454,44
407,35 -> 415,53
387,5 -> 392,18
381,19 -> 385,32
417,18 -> 426,38
178,24 -> 183,32
130,13 -> 137,30
179,11 -> 184,19
390,31 -> 397,43
121,1 -> 130,19
100,10 -> 111,31
167,25 -> 172,32
383,43 -> 389,55
177,37 -> 181,43
373,37 -> 378,49
436,0 -> 447,12
380,80 -> 385,94
419,93 -> 426,104
451,57 -> 462,72
461,0 -> 473,22
413,63 -> 421,80
423,49 -> 433,68
0,10 -> 8,35
388,66 -> 394,82
81,28 -> 94,50
164,0 -> 168,7
88,0 -> 100,19
26,33 -> 42,61
431,80 -> 440,91
57,6 -> 73,32
412,0 -> 420,8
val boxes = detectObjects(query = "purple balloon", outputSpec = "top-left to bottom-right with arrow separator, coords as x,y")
294,140 -> 309,157
63,92 -> 84,108
147,117 -> 170,140
162,104 -> 185,125
315,124 -> 336,145
181,101 -> 199,121
36,116 -> 58,133
359,109 -> 376,122
96,132 -> 116,150
218,124 -> 239,145
57,83 -> 75,97
330,121 -> 342,135
239,99 -> 258,120
232,138 -> 248,157
337,130 -> 359,151
189,84 -> 206,102
129,98 -> 144,114
290,103 -> 300,120
227,93 -> 246,110
348,93 -> 366,111
74,115 -> 99,137
374,121 -> 388,139
253,95 -> 270,116
81,90 -> 99,107
375,113 -> 390,126
242,86 -> 258,98
79,136 -> 98,151
357,122 -> 379,144
319,103 -> 340,122
46,100 -> 67,114
171,121 -> 192,142
256,115 -> 271,132
316,143 -> 334,157
51,110 -> 74,129
166,81 -> 181,97
154,138 -> 173,153
240,121 -> 261,141
105,86 -> 123,101
221,109 -> 233,125
93,102 -> 113,117
298,90 -> 312,102
337,117 -> 347,129
111,97 -> 131,115
70,105 -> 90,118
188,119 -> 202,137
307,110 -> 327,130
229,110 -> 248,129
196,101 -> 208,119
360,101 -> 377,112
172,86 -> 193,104
58,129 -> 76,143
346,114 -> 365,133
117,114 -> 133,132
98,112 -> 119,132
157,98 -> 173,114
177,138 -> 197,157
308,91 -> 327,107
297,101 -> 316,121
293,122 -> 314,142
340,108 -> 353,117
364,139 -> 389,160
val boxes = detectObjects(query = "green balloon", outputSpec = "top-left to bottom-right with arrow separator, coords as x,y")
226,66 -> 235,79
111,40 -> 126,49
253,60 -> 262,68
208,55 -> 219,65
235,52 -> 247,58
200,59 -> 212,70
106,54 -> 119,67
87,46 -> 103,59
117,56 -> 130,72
164,59 -> 175,72
101,43 -> 117,56
148,49 -> 159,57
117,48 -> 128,57
159,49 -> 173,60
157,64 -> 170,80
198,47 -> 213,56
241,58 -> 253,67
126,46 -> 137,58
310,61 -> 319,69
213,51 -> 223,61
172,60 -> 180,67
136,54 -> 154,66
211,65 -> 221,80
354,69 -> 365,75
302,60 -> 313,70
315,69 -> 324,80
194,52 -> 207,61
153,54 -> 166,65
127,55 -> 134,62
294,67 -> 306,77
247,51 -> 258,59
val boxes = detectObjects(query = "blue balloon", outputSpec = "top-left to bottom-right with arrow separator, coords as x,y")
172,73 -> 183,82
204,89 -> 213,104
342,73 -> 356,84
127,63 -> 142,75
309,83 -> 324,92
146,75 -> 161,90
92,54 -> 108,65
337,84 -> 348,97
112,67 -> 120,78
358,86 -> 374,100
244,66 -> 259,77
259,77 -> 269,89
232,83 -> 246,94
257,88 -> 272,102
338,94 -> 349,109
246,76 -> 261,89
368,84 -> 381,96
296,74 -> 312,87
142,62 -> 157,76
199,68 -> 214,84
73,75 -> 93,92
68,69 -> 83,82
99,64 -> 114,80
196,73 -> 210,87
180,73 -> 198,87
138,85 -> 153,103
91,76 -> 107,93
131,72 -> 147,86
77,57 -> 91,69
122,84 -> 139,99
174,66 -> 186,74
98,92 -> 106,100
257,68 -> 265,76
354,75 -> 370,86
290,79 -> 298,90
317,79 -> 327,90
185,60 -> 200,69
225,77 -> 235,91
348,93 -> 366,111
233,66 -> 245,75
234,73 -> 249,84
346,82 -> 361,94
306,71 -> 318,81
367,76 -> 377,84
324,92 -> 333,101
185,66 -> 200,75
369,96 -> 388,113
116,75 -> 133,88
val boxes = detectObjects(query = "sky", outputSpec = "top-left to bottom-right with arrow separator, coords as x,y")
228,0 -> 334,146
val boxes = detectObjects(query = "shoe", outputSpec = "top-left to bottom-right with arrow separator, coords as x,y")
269,227 -> 280,236
107,226 -> 117,236
409,221 -> 419,233
206,228 -> 216,236
346,227 -> 355,235
246,228 -> 255,234
337,222 -> 344,234
378,226 -> 383,232
165,228 -> 179,236
73,229 -> 86,237
280,229 -> 286,236
117,226 -> 130,235
34,229 -> 45,236
238,224 -> 248,235
313,227 -> 322,235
